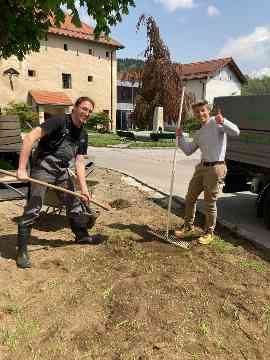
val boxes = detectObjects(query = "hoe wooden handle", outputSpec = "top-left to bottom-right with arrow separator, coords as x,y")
0,168 -> 111,211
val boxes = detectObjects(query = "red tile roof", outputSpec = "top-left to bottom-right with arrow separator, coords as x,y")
118,57 -> 246,84
30,90 -> 73,106
176,57 -> 246,83
49,15 -> 124,49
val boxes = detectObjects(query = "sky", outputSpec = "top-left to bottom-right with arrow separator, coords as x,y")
77,0 -> 270,77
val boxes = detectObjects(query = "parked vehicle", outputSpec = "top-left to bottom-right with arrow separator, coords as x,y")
0,115 -> 22,169
214,95 -> 270,228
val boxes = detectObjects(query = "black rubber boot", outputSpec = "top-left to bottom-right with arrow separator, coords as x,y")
70,215 -> 99,245
16,224 -> 32,269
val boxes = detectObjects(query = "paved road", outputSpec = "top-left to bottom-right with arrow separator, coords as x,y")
89,147 -> 270,250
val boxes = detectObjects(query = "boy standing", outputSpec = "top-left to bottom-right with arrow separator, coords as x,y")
175,101 -> 240,244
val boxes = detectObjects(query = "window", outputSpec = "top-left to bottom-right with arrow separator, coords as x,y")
88,75 -> 93,82
106,51 -> 110,58
89,48 -> 93,55
64,43 -> 68,51
28,69 -> 36,77
62,73 -> 72,89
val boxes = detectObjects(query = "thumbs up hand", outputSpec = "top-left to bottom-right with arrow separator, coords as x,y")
215,109 -> 224,124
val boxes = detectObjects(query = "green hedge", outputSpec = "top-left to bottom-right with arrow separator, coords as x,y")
183,117 -> 200,133
150,132 -> 175,141
4,101 -> 39,129
86,112 -> 111,130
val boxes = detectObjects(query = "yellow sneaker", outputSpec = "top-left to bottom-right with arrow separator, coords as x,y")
198,233 -> 214,245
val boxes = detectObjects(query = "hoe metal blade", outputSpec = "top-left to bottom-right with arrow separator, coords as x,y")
149,229 -> 191,249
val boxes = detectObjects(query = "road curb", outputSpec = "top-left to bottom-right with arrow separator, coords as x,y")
97,166 -> 269,252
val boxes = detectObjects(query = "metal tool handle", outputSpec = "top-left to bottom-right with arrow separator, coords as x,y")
0,168 -> 111,211
166,87 -> 186,237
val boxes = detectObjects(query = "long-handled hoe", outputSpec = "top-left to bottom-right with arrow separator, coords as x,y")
0,168 -> 111,211
149,87 -> 190,249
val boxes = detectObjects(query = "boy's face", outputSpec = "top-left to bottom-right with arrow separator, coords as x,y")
193,104 -> 210,124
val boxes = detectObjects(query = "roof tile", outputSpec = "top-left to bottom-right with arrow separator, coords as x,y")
30,90 -> 73,105
176,57 -> 246,82
118,57 -> 246,83
49,15 -> 124,49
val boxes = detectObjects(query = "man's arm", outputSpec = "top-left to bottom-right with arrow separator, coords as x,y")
176,128 -> 199,155
215,112 -> 240,136
17,127 -> 45,179
75,155 -> 91,203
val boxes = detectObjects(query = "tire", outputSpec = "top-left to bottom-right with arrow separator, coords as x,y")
263,191 -> 270,229
223,174 -> 248,193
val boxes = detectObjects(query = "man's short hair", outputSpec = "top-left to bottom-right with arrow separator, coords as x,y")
75,96 -> 95,109
192,100 -> 209,110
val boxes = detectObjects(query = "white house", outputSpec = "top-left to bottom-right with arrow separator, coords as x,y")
176,57 -> 246,104
116,57 -> 246,129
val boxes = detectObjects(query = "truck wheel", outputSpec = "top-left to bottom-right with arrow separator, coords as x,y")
263,191 -> 270,229
223,174 -> 248,193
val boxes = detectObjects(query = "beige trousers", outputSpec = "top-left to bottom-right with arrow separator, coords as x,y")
184,162 -> 227,233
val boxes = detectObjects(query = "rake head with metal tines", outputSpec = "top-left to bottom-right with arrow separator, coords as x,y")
149,229 -> 191,249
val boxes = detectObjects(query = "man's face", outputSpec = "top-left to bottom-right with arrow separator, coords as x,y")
73,100 -> 93,127
193,105 -> 210,124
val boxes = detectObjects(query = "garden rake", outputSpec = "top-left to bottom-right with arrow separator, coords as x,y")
150,87 -> 190,249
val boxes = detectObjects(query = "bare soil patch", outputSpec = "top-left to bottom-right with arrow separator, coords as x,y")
1,168 -> 270,360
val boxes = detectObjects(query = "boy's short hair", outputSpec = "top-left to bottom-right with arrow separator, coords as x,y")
192,100 -> 209,110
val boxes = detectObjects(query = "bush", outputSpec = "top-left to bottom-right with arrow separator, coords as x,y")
183,117 -> 200,134
4,101 -> 39,129
86,112 -> 111,131
150,132 -> 175,141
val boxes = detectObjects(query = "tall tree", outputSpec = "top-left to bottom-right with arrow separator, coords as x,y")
242,76 -> 270,95
0,0 -> 135,60
134,15 -> 193,129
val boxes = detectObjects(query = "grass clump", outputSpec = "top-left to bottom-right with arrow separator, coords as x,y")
239,259 -> 266,273
198,320 -> 209,336
211,236 -> 235,253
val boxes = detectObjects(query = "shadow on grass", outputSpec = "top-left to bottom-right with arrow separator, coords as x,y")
0,233 -> 108,261
108,223 -> 162,243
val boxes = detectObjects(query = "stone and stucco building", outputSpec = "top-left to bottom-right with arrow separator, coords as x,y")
0,15 -> 124,128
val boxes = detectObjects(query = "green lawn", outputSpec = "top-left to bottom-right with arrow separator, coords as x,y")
127,140 -> 176,148
88,132 -> 124,147
88,131 -> 177,148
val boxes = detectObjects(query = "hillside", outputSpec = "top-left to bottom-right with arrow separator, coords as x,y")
117,58 -> 144,73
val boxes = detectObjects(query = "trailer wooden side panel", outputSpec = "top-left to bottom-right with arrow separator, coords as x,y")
0,115 -> 22,152
214,95 -> 270,169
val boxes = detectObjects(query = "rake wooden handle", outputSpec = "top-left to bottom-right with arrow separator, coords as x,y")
0,168 -> 111,211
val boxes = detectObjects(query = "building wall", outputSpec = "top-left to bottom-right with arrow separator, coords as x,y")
206,66 -> 242,104
0,34 -> 118,128
183,79 -> 205,102
183,66 -> 242,104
